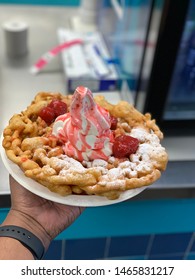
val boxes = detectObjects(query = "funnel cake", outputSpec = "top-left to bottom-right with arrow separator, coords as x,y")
2,87 -> 168,200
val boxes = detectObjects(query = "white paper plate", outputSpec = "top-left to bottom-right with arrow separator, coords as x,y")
0,137 -> 146,207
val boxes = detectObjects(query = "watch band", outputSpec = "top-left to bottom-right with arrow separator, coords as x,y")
0,225 -> 45,259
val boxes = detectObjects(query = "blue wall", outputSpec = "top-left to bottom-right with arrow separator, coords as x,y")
1,198 -> 195,260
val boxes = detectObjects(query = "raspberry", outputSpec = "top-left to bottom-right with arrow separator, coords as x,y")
113,135 -> 139,158
49,100 -> 67,117
39,106 -> 56,124
110,115 -> 118,130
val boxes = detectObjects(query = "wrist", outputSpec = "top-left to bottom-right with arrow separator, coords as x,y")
0,235 -> 34,260
1,209 -> 51,251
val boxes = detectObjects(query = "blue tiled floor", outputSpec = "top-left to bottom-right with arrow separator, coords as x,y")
186,253 -> 195,260
108,235 -> 150,258
108,255 -> 146,260
64,237 -> 107,260
148,254 -> 184,260
43,240 -> 62,260
190,236 -> 195,251
149,232 -> 192,255
41,232 -> 195,260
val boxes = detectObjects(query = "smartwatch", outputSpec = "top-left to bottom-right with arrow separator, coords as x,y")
0,225 -> 45,259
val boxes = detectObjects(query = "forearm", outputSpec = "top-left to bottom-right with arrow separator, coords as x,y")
0,236 -> 34,260
0,209 -> 51,260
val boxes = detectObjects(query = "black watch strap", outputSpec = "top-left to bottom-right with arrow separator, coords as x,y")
0,225 -> 45,259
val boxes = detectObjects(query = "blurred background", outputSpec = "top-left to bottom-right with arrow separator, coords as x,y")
0,0 -> 195,260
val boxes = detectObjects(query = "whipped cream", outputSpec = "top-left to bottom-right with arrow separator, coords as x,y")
52,86 -> 114,161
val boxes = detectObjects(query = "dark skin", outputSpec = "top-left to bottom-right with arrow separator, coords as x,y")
0,176 -> 84,259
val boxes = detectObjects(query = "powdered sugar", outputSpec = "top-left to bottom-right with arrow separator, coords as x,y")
92,159 -> 108,168
47,127 -> 166,187
50,155 -> 85,172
